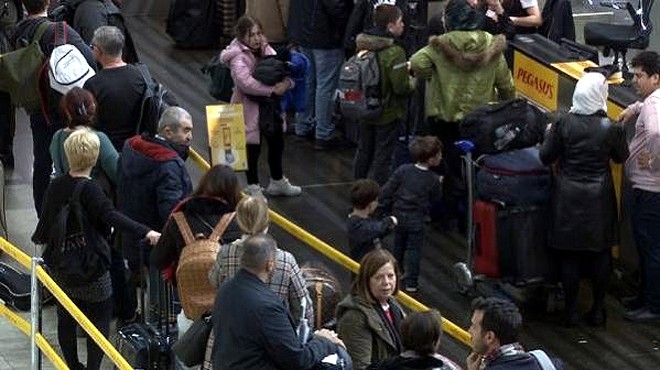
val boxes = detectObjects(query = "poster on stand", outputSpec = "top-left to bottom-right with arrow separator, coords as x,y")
206,104 -> 247,171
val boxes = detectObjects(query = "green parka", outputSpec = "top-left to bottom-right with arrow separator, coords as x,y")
355,32 -> 415,126
336,294 -> 405,370
410,31 -> 515,122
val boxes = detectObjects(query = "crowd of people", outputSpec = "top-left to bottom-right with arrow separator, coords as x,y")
0,0 -> 657,369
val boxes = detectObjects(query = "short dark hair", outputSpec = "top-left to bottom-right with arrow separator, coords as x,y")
401,310 -> 444,355
471,297 -> 522,345
373,4 -> 403,30
240,234 -> 277,271
631,51 -> 660,78
351,179 -> 380,210
410,136 -> 443,163
192,165 -> 241,208
352,249 -> 400,304
234,15 -> 263,40
22,0 -> 47,14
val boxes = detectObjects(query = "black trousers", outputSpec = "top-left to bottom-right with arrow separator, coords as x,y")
0,92 -> 14,161
29,112 -> 62,217
57,297 -> 113,370
246,130 -> 284,185
353,120 -> 400,186
427,118 -> 465,227
559,249 -> 611,316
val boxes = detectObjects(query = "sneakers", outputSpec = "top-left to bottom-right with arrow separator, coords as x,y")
244,184 -> 268,202
404,285 -> 419,293
266,177 -> 302,197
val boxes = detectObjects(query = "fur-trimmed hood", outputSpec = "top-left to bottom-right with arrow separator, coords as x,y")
355,32 -> 395,52
429,32 -> 507,70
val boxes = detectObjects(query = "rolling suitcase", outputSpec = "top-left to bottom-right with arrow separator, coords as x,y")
473,200 -> 500,278
115,267 -> 176,369
473,200 -> 552,282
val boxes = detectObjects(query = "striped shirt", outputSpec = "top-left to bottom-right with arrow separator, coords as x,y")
626,88 -> 660,193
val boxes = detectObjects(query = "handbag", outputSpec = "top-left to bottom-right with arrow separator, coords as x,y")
172,312 -> 212,367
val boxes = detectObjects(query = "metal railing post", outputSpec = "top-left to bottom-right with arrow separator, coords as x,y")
30,256 -> 43,370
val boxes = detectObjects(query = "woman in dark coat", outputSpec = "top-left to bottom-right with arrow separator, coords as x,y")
539,72 -> 628,327
150,164 -> 243,276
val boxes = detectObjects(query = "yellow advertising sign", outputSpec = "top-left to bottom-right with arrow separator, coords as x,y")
513,52 -> 559,111
551,61 -> 625,85
206,104 -> 247,171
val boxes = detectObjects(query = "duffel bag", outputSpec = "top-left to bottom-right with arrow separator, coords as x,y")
460,98 -> 549,154
477,147 -> 551,205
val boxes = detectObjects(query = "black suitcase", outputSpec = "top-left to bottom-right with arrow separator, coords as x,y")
496,204 -> 554,283
115,267 -> 176,369
0,262 -> 30,311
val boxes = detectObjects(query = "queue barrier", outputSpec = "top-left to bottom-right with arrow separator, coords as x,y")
0,238 -> 133,370
188,148 -> 472,347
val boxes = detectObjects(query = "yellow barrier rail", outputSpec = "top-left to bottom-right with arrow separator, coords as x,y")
189,148 -> 472,347
0,238 -> 133,370
0,303 -> 68,369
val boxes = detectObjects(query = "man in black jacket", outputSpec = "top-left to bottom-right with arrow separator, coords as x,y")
288,0 -> 352,150
213,234 -> 345,369
11,0 -> 95,217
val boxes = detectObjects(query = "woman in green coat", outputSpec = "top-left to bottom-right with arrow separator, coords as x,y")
337,249 -> 405,370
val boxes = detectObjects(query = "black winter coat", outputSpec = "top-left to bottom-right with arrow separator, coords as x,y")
539,112 -> 628,252
288,0 -> 352,49
150,197 -> 242,273
487,352 -> 563,370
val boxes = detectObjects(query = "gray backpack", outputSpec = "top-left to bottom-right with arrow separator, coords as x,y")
338,50 -> 382,121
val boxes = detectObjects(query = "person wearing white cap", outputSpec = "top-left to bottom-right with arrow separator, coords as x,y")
539,72 -> 629,327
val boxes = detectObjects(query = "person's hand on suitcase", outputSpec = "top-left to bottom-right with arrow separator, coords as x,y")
315,328 -> 346,348
145,230 -> 161,245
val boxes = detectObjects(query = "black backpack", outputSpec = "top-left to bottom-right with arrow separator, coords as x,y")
459,98 -> 549,154
44,180 -> 111,287
135,63 -> 176,135
201,54 -> 234,102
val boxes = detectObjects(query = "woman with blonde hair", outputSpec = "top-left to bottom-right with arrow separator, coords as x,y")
202,196 -> 312,369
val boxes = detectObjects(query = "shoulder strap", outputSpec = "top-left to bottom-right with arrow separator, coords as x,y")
208,212 -> 236,242
54,21 -> 67,46
529,350 -> 557,370
172,212 -> 195,245
31,21 -> 51,45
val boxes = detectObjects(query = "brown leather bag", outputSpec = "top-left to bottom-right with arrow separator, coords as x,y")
301,267 -> 342,330
174,211 -> 235,320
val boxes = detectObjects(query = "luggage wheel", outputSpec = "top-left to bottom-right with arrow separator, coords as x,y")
453,262 -> 475,295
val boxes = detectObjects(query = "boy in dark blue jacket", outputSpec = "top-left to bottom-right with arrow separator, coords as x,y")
348,179 -> 397,262
380,136 -> 443,292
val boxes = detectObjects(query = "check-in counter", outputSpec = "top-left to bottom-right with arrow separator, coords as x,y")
510,34 -> 639,275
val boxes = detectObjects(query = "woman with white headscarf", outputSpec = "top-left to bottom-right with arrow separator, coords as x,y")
539,72 -> 628,327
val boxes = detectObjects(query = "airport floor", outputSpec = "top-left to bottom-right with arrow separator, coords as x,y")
0,0 -> 660,369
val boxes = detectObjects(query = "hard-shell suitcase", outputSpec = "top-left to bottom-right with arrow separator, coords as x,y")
115,266 -> 176,369
473,200 -> 500,278
473,201 -> 552,282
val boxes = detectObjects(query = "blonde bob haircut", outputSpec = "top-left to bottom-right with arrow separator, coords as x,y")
64,128 -> 100,172
236,196 -> 269,235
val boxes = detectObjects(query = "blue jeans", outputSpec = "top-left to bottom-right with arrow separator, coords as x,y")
631,188 -> 660,313
393,214 -> 425,287
295,48 -> 344,141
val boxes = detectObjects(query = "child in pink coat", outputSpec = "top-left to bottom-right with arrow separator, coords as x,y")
220,16 -> 301,197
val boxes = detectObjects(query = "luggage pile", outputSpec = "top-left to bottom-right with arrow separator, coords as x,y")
458,98 -> 554,286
